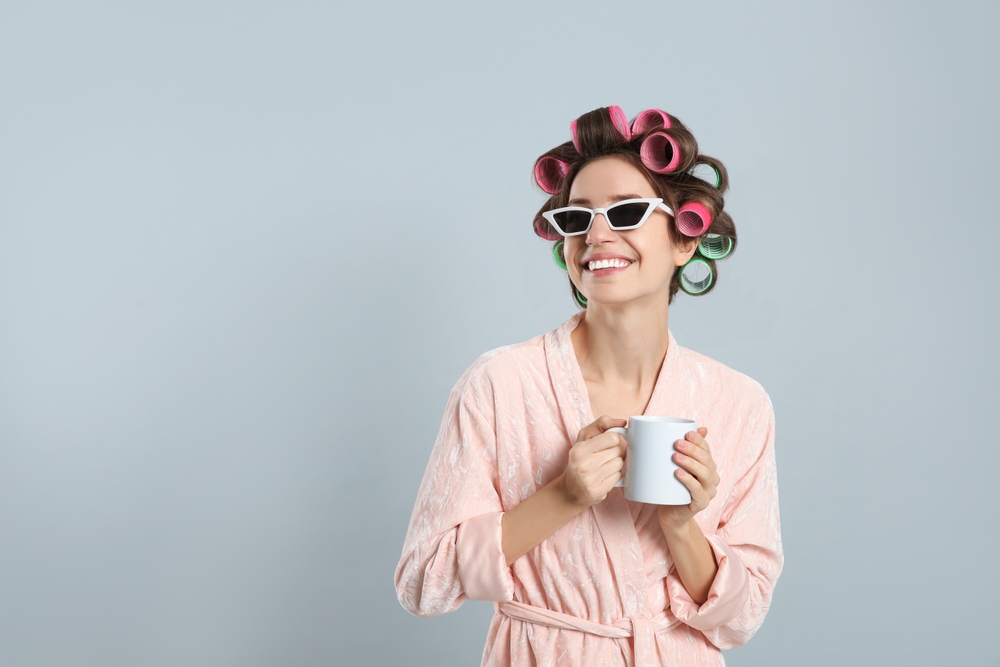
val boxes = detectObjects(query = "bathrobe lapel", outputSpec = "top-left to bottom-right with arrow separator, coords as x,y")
543,314 -> 682,618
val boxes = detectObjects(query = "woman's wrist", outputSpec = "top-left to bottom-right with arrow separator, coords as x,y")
502,474 -> 591,565
658,515 -> 697,541
658,517 -> 718,605
554,471 -> 590,510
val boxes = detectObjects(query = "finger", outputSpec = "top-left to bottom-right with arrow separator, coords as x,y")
675,446 -> 712,477
684,430 -> 710,452
590,444 -> 626,469
598,454 -> 625,478
675,438 -> 710,467
579,429 -> 627,454
674,456 -> 718,499
577,415 -> 627,443
675,467 -> 707,505
678,436 -> 718,487
597,457 -> 625,486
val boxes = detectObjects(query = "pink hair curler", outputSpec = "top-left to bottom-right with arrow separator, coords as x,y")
631,108 -> 671,136
533,155 -> 570,194
608,105 -> 632,141
675,201 -> 713,237
571,106 -> 631,153
533,216 -> 563,241
640,131 -> 681,173
570,119 -> 582,154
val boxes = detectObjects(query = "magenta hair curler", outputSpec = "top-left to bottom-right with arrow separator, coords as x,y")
533,155 -> 570,195
675,201 -> 713,237
640,131 -> 681,173
608,105 -> 632,142
572,106 -> 632,153
570,119 -> 582,154
631,109 -> 671,136
533,216 -> 563,241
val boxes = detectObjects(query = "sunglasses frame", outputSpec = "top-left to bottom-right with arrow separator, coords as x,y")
542,198 -> 674,237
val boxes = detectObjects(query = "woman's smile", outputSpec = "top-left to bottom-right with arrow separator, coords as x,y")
582,252 -> 635,275
565,156 -> 694,306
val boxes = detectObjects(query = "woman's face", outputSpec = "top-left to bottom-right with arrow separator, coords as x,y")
563,157 -> 696,307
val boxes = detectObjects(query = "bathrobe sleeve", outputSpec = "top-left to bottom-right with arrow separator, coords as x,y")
395,364 -> 516,618
667,392 -> 783,648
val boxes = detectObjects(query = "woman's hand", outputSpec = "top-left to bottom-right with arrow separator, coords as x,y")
502,415 -> 626,565
558,415 -> 628,508
657,427 -> 719,530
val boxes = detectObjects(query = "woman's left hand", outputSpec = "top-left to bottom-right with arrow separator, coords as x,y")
657,427 -> 720,530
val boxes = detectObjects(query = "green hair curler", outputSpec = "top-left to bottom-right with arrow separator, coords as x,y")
552,241 -> 567,270
688,162 -> 722,189
679,257 -> 715,295
697,234 -> 734,260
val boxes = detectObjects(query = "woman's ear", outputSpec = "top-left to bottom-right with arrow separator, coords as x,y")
675,236 -> 699,266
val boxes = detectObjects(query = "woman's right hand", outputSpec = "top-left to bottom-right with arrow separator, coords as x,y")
558,415 -> 628,508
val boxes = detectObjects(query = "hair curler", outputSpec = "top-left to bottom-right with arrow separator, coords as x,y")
697,234 -> 733,260
688,161 -> 722,189
608,105 -> 632,142
533,155 -> 569,194
679,257 -> 715,295
675,201 -> 713,237
570,118 -> 582,154
631,108 -> 671,136
640,131 -> 681,173
552,240 -> 567,270
533,216 -> 563,241
571,106 -> 632,154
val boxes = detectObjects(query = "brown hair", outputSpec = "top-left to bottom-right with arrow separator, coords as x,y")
532,106 -> 737,305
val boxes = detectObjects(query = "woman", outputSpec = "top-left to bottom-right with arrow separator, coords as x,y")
395,106 -> 782,666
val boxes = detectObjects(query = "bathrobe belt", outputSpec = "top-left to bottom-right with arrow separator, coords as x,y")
498,600 -> 680,665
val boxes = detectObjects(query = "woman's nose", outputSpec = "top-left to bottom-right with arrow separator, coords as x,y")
586,213 -> 617,245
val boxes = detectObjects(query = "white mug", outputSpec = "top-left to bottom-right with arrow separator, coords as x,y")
610,417 -> 696,505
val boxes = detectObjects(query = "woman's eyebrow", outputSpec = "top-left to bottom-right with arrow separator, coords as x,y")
567,194 -> 645,206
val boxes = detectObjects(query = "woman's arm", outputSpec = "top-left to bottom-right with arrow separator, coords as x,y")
502,415 -> 627,565
395,373 -> 513,617
660,398 -> 783,647
656,427 -> 720,605
397,374 -> 630,613
659,517 -> 718,605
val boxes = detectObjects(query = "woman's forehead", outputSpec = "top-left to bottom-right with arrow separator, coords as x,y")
568,157 -> 656,203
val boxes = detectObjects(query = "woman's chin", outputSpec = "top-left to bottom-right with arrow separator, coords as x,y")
584,288 -> 668,308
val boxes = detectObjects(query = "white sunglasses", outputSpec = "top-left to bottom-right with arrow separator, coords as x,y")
541,198 -> 674,237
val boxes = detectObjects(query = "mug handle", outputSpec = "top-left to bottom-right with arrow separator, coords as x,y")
608,427 -> 628,487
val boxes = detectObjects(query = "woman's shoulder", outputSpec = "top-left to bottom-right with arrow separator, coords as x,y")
450,332 -> 549,399
672,342 -> 772,412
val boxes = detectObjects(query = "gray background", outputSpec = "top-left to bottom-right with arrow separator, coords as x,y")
1,1 -> 997,665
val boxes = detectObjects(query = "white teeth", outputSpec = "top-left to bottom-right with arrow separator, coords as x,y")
588,258 -> 631,271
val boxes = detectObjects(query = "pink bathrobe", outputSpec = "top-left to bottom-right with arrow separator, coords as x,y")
396,313 -> 782,666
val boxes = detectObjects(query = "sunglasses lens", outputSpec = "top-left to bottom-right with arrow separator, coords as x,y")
552,210 -> 593,235
607,202 -> 652,229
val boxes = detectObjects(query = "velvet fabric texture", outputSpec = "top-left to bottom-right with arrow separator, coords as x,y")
396,313 -> 782,666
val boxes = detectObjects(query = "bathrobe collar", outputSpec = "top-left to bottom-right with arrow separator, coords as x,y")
543,311 -> 681,618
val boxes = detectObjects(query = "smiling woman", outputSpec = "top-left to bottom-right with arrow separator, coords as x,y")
395,106 -> 781,667
534,107 -> 737,307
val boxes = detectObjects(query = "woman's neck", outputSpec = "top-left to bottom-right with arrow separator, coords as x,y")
571,295 -> 671,395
